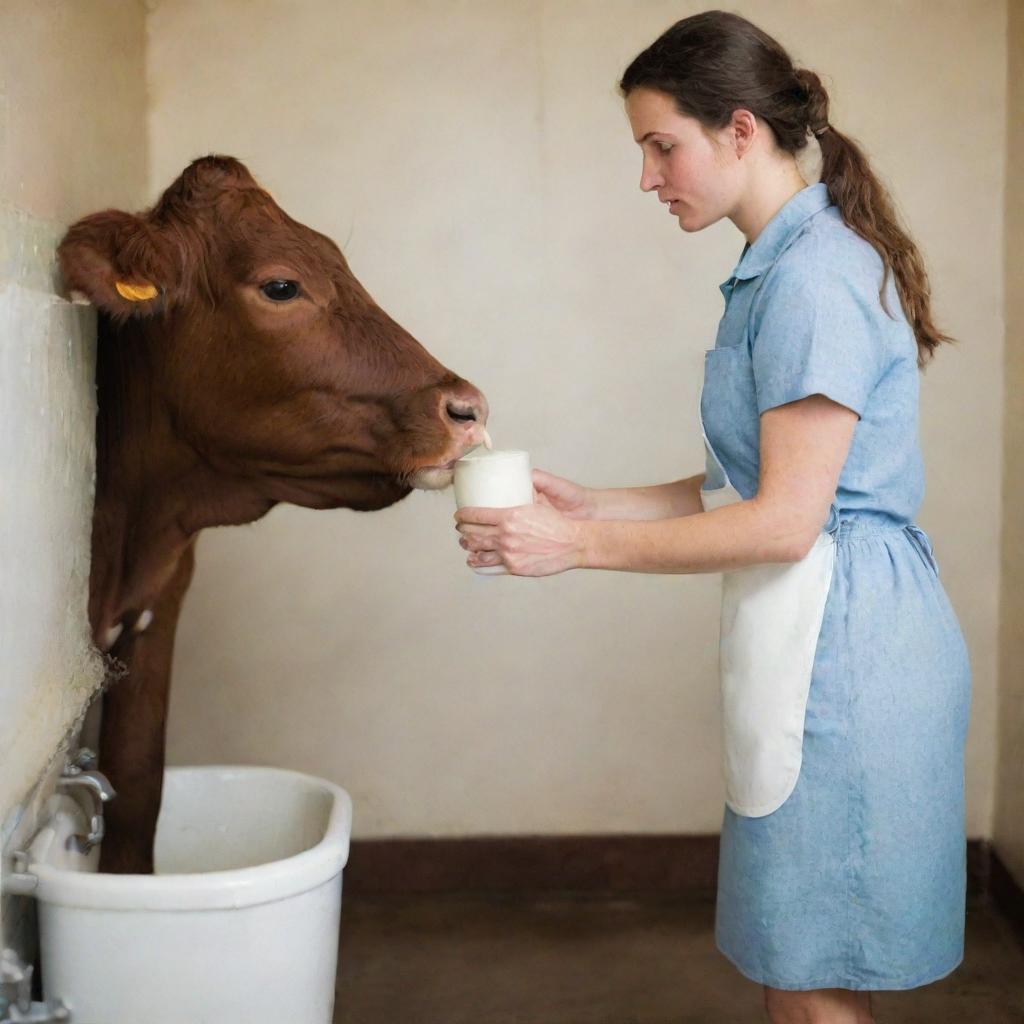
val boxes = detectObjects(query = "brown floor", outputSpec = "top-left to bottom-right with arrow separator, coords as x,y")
334,892 -> 1024,1023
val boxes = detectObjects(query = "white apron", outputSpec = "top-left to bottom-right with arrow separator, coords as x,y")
698,390 -> 836,818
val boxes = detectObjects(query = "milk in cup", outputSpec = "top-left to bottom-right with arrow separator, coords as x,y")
453,447 -> 533,575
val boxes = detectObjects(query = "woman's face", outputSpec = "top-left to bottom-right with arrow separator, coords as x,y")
624,87 -> 740,232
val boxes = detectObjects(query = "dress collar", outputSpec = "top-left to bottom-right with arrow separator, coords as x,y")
723,181 -> 832,285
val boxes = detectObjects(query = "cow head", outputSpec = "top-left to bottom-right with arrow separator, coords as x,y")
57,156 -> 488,510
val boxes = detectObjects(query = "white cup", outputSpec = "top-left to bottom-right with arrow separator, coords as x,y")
453,449 -> 533,575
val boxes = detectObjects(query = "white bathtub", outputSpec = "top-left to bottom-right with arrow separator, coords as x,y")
26,765 -> 352,1024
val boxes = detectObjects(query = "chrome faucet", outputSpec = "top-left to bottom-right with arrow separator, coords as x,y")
59,769 -> 116,803
57,749 -> 116,854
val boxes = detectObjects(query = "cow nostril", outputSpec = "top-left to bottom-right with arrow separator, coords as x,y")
446,403 -> 477,424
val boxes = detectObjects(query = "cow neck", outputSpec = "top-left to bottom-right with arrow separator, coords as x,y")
89,315 -> 276,642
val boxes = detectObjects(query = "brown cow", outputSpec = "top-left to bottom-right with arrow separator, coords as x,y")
58,155 -> 488,873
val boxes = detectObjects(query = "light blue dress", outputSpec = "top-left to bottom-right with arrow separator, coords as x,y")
703,182 -> 972,990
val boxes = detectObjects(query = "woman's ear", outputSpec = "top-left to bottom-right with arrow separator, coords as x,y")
729,108 -> 758,159
57,210 -> 175,318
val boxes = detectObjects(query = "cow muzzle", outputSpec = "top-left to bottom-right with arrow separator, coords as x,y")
408,384 -> 489,490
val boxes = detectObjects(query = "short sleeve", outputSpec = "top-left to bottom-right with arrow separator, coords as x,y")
749,252 -> 886,419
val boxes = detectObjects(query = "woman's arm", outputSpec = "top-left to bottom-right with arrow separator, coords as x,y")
582,495 -> 799,573
532,468 -> 705,521
456,394 -> 858,575
582,395 -> 857,572
588,473 -> 706,520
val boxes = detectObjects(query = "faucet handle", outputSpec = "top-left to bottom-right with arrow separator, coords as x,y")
57,761 -> 116,856
64,748 -> 98,774
68,813 -> 105,856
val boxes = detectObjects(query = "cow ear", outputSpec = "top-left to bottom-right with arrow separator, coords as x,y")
57,210 -> 174,318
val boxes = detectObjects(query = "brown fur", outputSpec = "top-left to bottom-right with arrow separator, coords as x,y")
58,156 -> 486,872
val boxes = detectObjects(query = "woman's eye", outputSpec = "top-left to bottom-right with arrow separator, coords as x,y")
658,143 -> 674,153
260,279 -> 300,302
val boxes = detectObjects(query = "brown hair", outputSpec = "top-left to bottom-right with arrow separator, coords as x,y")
619,10 -> 953,366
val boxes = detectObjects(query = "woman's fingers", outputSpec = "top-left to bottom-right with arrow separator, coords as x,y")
456,523 -> 498,538
455,509 -> 502,565
531,469 -> 563,496
454,507 -> 504,527
458,503 -> 580,576
530,468 -> 588,519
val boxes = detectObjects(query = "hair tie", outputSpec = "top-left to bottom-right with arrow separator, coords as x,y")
813,124 -> 831,138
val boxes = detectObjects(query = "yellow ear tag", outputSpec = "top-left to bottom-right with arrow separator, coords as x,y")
115,281 -> 158,302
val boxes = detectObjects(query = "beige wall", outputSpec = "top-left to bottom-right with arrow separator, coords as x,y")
0,0 -> 148,942
147,0 -> 1006,839
995,0 -> 1024,888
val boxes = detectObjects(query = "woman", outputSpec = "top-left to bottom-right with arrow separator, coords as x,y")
454,10 -> 971,1024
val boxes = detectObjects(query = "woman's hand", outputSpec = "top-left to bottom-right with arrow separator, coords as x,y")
531,468 -> 596,520
454,501 -> 588,576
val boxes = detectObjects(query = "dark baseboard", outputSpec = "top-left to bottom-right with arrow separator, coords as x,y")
968,838 -> 991,900
990,844 -> 1024,946
346,835 -> 990,901
347,835 -> 721,896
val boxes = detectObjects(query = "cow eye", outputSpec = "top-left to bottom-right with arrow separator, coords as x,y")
261,279 -> 300,301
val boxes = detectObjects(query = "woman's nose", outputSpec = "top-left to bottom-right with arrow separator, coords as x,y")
639,160 -> 663,192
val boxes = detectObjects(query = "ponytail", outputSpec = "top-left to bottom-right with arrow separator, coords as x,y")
795,69 -> 954,366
